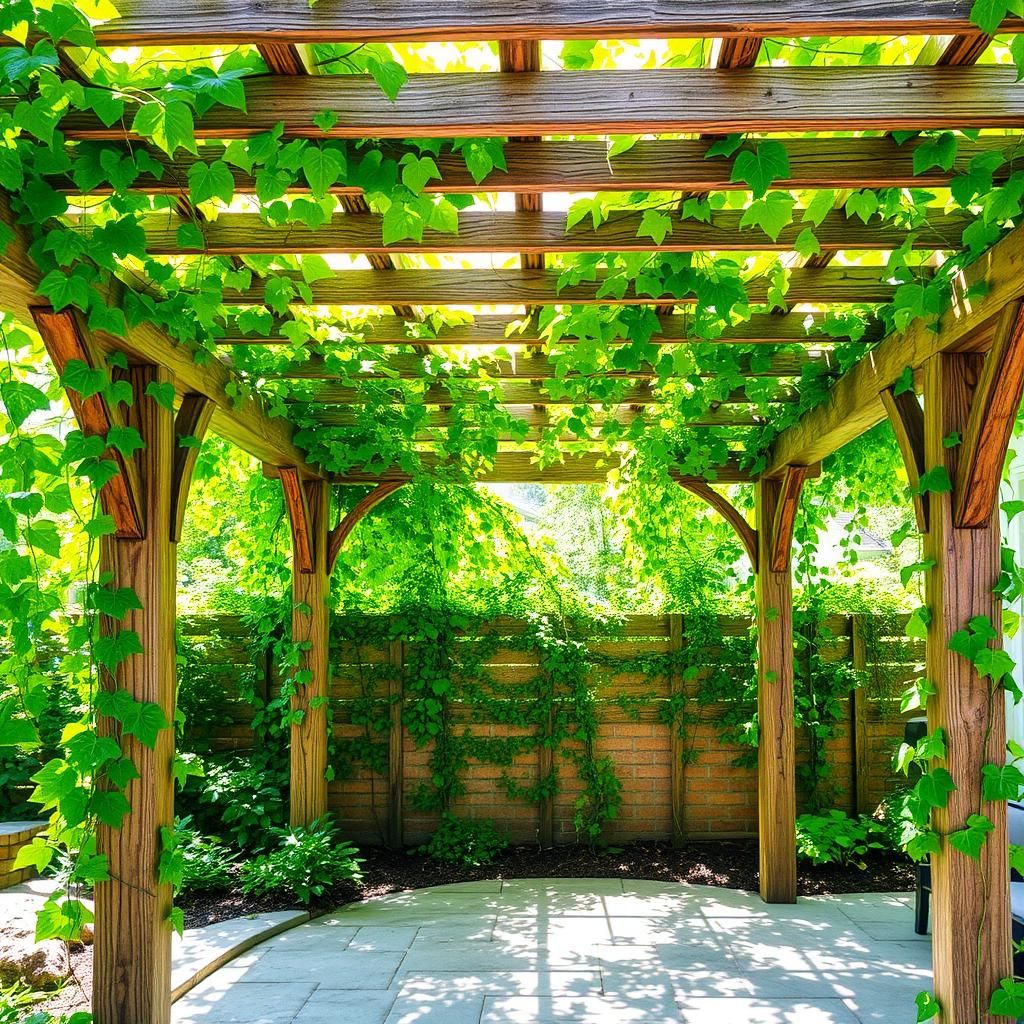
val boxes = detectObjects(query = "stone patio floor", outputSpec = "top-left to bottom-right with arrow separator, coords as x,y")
171,880 -> 931,1024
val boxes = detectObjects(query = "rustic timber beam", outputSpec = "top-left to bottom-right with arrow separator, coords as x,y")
769,464 -> 815,572
217,312 -> 883,347
880,387 -> 929,533
765,221 -> 1024,476
32,307 -> 145,540
327,481 -> 406,573
54,68 -> 1024,140
170,393 -> 215,543
677,479 -> 758,569
955,303 -> 1024,529
279,466 -> 315,574
52,137 -> 1020,198
91,2 -> 1024,45
137,209 -> 970,257
222,266 -> 904,307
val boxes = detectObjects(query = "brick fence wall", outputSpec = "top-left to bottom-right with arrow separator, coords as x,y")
179,612 -> 919,847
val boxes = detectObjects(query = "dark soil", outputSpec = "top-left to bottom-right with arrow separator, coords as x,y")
178,838 -> 915,929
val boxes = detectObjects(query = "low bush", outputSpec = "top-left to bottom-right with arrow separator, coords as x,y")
239,816 -> 363,905
175,816 -> 236,895
796,809 -> 889,869
190,758 -> 289,853
417,812 -> 509,867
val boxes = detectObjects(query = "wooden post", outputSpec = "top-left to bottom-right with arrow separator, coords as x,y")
755,476 -> 798,904
287,478 -> 330,827
669,613 -> 686,847
922,352 -> 1012,1024
538,671 -> 555,848
94,366 -> 175,1024
387,637 -> 404,850
850,614 -> 870,815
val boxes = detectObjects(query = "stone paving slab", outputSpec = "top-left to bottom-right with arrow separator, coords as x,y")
171,881 -> 931,1024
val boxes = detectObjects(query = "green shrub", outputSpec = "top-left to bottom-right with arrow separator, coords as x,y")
239,816 -> 363,905
192,758 -> 289,852
417,812 -> 509,867
175,816 -> 236,895
796,810 -> 888,868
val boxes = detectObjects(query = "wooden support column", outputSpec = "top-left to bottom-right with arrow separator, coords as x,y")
94,365 -> 175,1024
755,474 -> 799,904
283,475 -> 330,827
923,352 -> 1013,1024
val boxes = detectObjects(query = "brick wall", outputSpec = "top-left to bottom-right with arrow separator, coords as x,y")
0,821 -> 46,889
187,613 -> 919,847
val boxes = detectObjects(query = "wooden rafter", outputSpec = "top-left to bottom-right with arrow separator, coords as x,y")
221,266 -> 906,307
327,481 -> 406,572
55,68 -> 1024,140
955,303 -> 1024,528
31,307 -> 145,540
170,393 -> 216,543
677,479 -> 758,569
52,136 -> 1020,198
880,387 -> 929,533
279,466 -> 315,573
137,209 -> 970,256
91,2 -> 1024,44
769,465 -> 814,572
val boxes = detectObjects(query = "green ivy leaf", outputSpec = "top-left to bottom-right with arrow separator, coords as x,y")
913,133 -> 958,176
95,689 -> 168,749
313,109 -> 338,133
366,56 -> 407,102
948,813 -> 994,859
60,359 -> 106,398
739,191 -> 795,242
0,380 -> 50,427
105,425 -> 145,459
89,585 -> 143,620
915,466 -> 952,496
915,991 -> 940,1022
730,140 -> 790,199
302,145 -> 344,198
0,697 -> 40,747
990,977 -> 1024,1018
187,159 -> 235,204
131,100 -> 197,157
145,381 -> 177,411
636,209 -> 673,246
400,154 -> 441,196
90,789 -> 131,828
915,767 -> 956,810
981,762 -> 1024,801
94,631 -> 144,672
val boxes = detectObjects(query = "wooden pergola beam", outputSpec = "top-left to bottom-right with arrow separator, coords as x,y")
768,464 -> 814,572
677,479 -> 758,568
170,393 -> 215,543
91,2 -> 1024,44
56,137 -> 1018,198
223,266 -> 904,307
138,209 -> 970,257
56,68 -> 1024,140
217,312 -> 883,347
279,466 -> 315,574
880,386 -> 929,533
765,220 -> 1024,476
327,481 -> 406,572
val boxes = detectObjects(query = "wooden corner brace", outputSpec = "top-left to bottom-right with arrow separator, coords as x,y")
279,466 -> 316,574
170,393 -> 215,543
769,465 -> 815,573
32,306 -> 145,540
327,481 -> 406,573
676,479 -> 758,571
880,385 -> 928,533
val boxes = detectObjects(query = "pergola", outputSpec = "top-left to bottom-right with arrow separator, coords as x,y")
4,4 -> 1024,1023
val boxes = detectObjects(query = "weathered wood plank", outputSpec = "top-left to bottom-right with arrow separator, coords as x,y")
137,209 -> 970,257
223,266 -> 904,307
55,68 -> 1024,140
92,2 -> 1024,44
280,467 -> 314,574
58,137 -> 1019,198
769,465 -> 813,572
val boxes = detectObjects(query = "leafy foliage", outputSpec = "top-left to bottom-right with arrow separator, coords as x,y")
417,812 -> 509,867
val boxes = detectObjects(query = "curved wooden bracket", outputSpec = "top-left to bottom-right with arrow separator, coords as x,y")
955,302 -> 1024,529
33,306 -> 145,540
170,393 -> 215,543
880,385 -> 928,532
280,466 -> 315,574
769,465 -> 814,573
327,481 -> 406,573
676,479 -> 758,571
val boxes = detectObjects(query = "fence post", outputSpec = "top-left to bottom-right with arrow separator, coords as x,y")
387,637 -> 404,850
850,614 -> 870,815
669,613 -> 685,847
538,669 -> 555,848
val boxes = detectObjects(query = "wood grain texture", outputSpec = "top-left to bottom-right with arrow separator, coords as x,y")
289,478 -> 330,827
279,466 -> 314,574
955,303 -> 1024,528
223,266 -> 903,307
755,476 -> 797,904
766,220 -> 1024,476
769,465 -> 813,573
54,137 -> 1019,197
55,68 -> 1024,140
850,615 -> 870,816
218,312 -> 882,347
32,307 -> 144,540
327,452 -> 750,485
94,365 -> 175,1024
327,481 -> 406,572
170,393 -> 215,543
677,480 -> 758,569
139,209 -> 969,256
922,352 -> 1012,1024
880,386 -> 929,533
93,2 -> 1024,44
